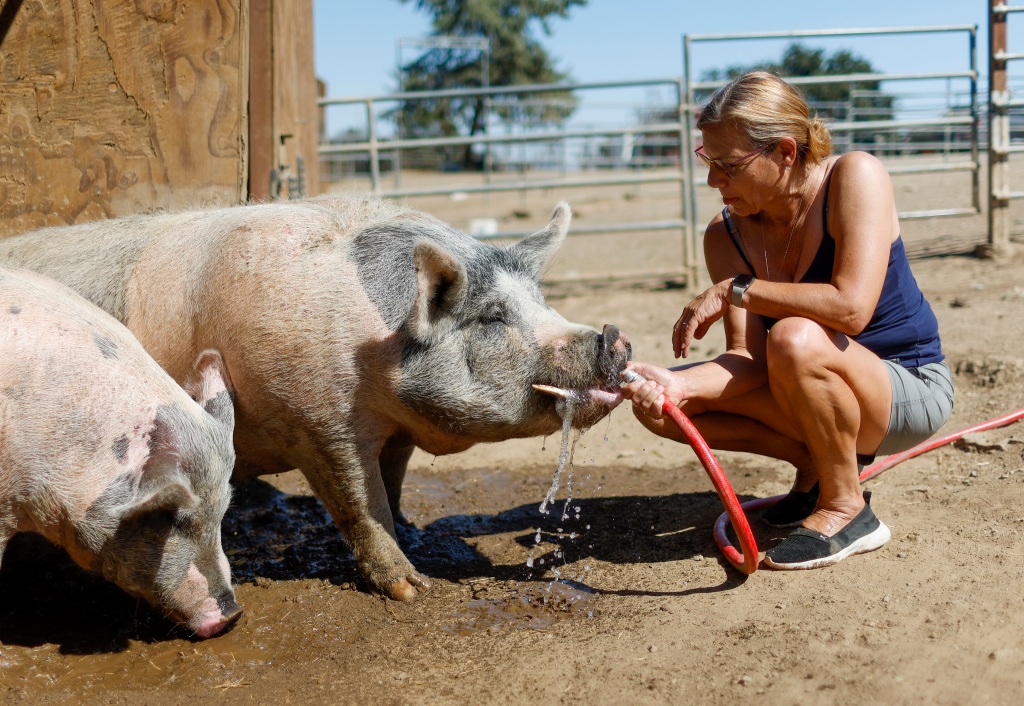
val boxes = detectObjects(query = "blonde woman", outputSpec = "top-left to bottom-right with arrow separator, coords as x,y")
622,71 -> 953,569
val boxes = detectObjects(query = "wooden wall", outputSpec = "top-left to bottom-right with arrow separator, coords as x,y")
0,0 -> 321,238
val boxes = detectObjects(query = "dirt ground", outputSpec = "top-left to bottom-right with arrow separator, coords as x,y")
2,164 -> 1024,705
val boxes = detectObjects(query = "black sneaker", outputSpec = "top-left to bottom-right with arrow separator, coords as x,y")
763,491 -> 890,570
762,483 -> 819,528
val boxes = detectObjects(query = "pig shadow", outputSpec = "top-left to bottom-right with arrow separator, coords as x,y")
220,478 -> 486,588
0,534 -> 201,653
222,479 -> 774,595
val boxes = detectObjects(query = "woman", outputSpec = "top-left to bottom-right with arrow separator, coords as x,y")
621,71 -> 954,570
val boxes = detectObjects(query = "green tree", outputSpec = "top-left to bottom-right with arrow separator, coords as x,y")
395,0 -> 586,169
700,43 -> 894,127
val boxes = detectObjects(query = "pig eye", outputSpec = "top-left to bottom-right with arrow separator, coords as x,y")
171,511 -> 198,532
479,308 -> 510,327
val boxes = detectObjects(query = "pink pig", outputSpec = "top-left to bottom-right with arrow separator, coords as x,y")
0,267 -> 240,638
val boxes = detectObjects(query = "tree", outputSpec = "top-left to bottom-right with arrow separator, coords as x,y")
700,43 -> 894,128
395,0 -> 586,169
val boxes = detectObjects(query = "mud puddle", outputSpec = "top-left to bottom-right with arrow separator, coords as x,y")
442,580 -> 596,635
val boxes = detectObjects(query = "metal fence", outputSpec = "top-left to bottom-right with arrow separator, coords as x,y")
318,23 -> 991,290
318,78 -> 696,283
988,2 -> 1024,254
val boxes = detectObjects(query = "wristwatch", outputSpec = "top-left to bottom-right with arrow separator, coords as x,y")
731,273 -> 755,308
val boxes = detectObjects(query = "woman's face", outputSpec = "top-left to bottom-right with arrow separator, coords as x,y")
697,123 -> 779,217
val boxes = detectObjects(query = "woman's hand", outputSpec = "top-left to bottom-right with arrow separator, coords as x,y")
672,279 -> 732,358
619,361 -> 687,421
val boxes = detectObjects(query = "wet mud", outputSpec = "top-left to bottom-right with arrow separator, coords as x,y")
0,451 -> 753,699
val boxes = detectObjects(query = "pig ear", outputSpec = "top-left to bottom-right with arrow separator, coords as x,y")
407,239 -> 468,344
183,349 -> 235,430
508,201 -> 571,280
121,481 -> 198,524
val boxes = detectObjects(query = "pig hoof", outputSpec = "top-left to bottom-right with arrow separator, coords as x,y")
385,571 -> 432,601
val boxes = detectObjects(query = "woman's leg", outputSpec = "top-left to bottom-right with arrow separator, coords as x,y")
764,317 -> 893,536
630,374 -> 818,490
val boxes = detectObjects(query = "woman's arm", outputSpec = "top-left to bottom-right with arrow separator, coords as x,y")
623,215 -> 770,418
732,153 -> 895,334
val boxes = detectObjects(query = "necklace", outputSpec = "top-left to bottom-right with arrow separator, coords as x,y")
758,166 -> 822,281
760,196 -> 802,281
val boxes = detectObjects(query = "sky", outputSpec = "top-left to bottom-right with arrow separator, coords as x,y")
313,1 -> 1012,138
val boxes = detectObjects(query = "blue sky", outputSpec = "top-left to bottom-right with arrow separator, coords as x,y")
314,1 -> 1010,137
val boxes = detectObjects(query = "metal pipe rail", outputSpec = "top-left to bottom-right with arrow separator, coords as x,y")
319,122 -> 684,154
690,70 -> 978,92
685,25 -> 977,42
367,171 -> 683,200
473,219 -> 687,241
318,77 -> 686,107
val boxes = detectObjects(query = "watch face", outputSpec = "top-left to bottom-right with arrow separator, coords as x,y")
734,274 -> 754,288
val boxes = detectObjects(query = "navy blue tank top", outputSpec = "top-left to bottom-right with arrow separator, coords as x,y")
722,168 -> 944,368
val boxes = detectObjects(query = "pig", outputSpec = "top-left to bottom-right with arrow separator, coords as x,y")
0,266 -> 241,638
0,198 -> 631,600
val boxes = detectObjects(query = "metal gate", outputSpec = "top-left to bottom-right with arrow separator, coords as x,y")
318,23 -> 986,291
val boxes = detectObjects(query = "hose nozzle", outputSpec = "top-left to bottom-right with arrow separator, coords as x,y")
621,368 -> 647,385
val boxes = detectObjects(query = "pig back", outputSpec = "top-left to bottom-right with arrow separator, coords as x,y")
0,267 -> 212,521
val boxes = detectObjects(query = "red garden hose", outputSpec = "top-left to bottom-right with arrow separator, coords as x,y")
660,401 -> 761,574
622,369 -> 760,574
623,368 -> 1024,574
711,406 -> 1024,572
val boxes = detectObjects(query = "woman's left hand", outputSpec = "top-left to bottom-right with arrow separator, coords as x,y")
672,279 -> 732,358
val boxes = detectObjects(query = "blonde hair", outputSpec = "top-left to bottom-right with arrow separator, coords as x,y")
696,71 -> 832,164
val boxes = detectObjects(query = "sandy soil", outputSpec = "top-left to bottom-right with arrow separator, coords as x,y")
2,163 -> 1024,705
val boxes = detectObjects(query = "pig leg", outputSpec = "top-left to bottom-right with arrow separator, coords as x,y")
301,447 -> 431,601
379,439 -> 414,526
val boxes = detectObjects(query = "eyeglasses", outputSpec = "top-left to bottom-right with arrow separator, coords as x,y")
694,144 -> 772,177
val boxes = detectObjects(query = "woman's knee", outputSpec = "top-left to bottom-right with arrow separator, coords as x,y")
766,317 -> 833,373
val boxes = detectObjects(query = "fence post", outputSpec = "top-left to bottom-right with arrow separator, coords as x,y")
986,0 -> 1012,258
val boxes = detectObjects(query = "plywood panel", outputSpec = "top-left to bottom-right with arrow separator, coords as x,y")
0,0 -> 248,237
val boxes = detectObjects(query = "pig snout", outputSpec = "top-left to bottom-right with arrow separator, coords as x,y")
598,324 -> 632,381
189,591 -> 243,639
218,591 -> 244,624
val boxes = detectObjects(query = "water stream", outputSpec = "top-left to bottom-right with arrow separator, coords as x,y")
527,395 -> 588,578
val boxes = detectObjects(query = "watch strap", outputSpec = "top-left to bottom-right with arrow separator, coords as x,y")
731,274 -> 755,308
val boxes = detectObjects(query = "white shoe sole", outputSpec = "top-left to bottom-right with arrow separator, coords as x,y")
763,521 -> 891,571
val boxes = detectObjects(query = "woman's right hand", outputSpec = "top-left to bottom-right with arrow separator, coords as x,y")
619,361 -> 685,421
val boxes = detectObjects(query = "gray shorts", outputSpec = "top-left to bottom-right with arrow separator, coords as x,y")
872,360 -> 955,458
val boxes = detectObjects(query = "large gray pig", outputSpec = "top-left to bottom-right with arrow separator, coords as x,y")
0,266 -> 241,637
0,198 -> 630,600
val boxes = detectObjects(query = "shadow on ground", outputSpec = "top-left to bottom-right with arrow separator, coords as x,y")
0,477 -> 778,652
